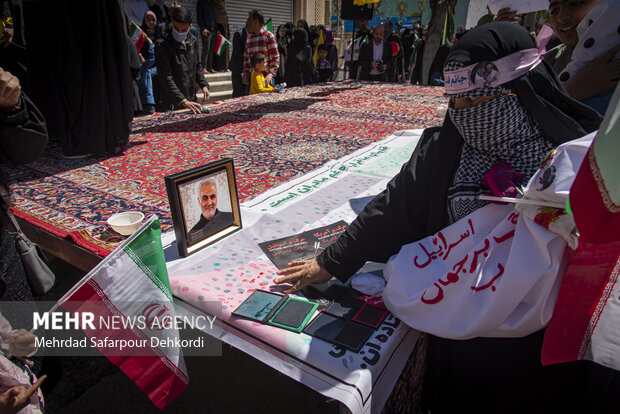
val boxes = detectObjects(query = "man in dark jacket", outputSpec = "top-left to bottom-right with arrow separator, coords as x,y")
383,21 -> 403,82
196,0 -> 216,73
357,25 -> 392,81
155,6 -> 209,113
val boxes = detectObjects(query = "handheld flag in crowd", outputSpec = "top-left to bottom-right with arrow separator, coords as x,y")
50,216 -> 188,409
214,34 -> 231,56
391,41 -> 400,57
129,22 -> 147,51
264,18 -> 273,34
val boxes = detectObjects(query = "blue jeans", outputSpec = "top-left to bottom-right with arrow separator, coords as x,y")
138,43 -> 157,109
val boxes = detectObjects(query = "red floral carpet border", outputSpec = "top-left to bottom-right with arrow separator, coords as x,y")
3,82 -> 446,256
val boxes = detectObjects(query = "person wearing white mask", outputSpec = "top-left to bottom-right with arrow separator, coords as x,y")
155,6 -> 210,113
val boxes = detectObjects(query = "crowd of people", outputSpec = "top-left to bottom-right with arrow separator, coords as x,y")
339,1 -> 618,117
276,13 -> 618,414
125,3 -> 345,112
343,19 -> 429,84
231,16 -> 340,97
123,0 -> 226,115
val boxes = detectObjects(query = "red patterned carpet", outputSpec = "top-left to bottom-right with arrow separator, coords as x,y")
3,82 -> 446,256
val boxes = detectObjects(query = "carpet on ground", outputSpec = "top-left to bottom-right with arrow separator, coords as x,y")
2,82 -> 446,256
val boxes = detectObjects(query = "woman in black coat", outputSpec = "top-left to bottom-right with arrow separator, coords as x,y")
284,28 -> 318,87
275,22 -> 605,413
275,24 -> 288,84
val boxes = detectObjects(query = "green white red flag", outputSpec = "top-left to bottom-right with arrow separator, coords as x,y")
54,216 -> 188,409
542,85 -> 620,371
263,18 -> 273,33
214,34 -> 231,56
129,22 -> 146,51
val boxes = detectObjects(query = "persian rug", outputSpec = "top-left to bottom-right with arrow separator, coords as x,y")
3,81 -> 446,256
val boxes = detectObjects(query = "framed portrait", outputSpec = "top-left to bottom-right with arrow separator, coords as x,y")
165,159 -> 242,257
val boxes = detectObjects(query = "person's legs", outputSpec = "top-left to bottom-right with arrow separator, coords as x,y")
206,31 -> 215,72
142,69 -> 156,114
200,32 -> 209,70
201,30 -> 215,72
349,61 -> 358,79
231,72 -> 244,97
138,43 -> 156,114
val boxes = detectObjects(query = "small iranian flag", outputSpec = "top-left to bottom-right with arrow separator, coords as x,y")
264,18 -> 273,33
129,22 -> 147,51
53,216 -> 188,409
214,34 -> 231,56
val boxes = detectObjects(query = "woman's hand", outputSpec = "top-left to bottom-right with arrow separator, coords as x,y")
565,44 -> 620,101
274,259 -> 333,294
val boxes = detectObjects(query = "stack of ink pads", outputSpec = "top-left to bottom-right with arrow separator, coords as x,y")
232,284 -> 389,353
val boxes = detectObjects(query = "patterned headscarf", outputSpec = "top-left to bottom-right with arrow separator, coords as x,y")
440,23 -> 602,223
444,61 -> 553,222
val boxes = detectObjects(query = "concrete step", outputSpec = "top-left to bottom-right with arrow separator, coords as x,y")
197,89 -> 233,103
208,80 -> 233,93
204,71 -> 232,82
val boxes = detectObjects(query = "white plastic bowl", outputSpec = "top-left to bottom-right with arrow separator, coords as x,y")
107,211 -> 144,236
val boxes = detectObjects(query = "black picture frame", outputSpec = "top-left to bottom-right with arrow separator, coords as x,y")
164,158 -> 242,257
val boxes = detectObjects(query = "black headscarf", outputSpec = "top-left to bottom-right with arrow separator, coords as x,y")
308,31 -> 319,48
276,24 -> 287,57
285,28 -> 317,87
289,27 -> 309,50
444,22 -> 601,146
296,19 -> 310,41
424,22 -> 602,230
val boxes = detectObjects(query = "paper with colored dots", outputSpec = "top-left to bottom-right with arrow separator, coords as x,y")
166,131 -> 423,414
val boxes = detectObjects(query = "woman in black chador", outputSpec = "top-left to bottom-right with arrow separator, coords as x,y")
276,22 -> 606,413
24,0 -> 134,158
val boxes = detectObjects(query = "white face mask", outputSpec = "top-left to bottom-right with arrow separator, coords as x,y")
172,28 -> 188,42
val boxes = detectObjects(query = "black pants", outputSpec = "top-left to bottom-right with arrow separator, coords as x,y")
201,30 -> 215,71
231,71 -> 244,98
349,61 -> 358,80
